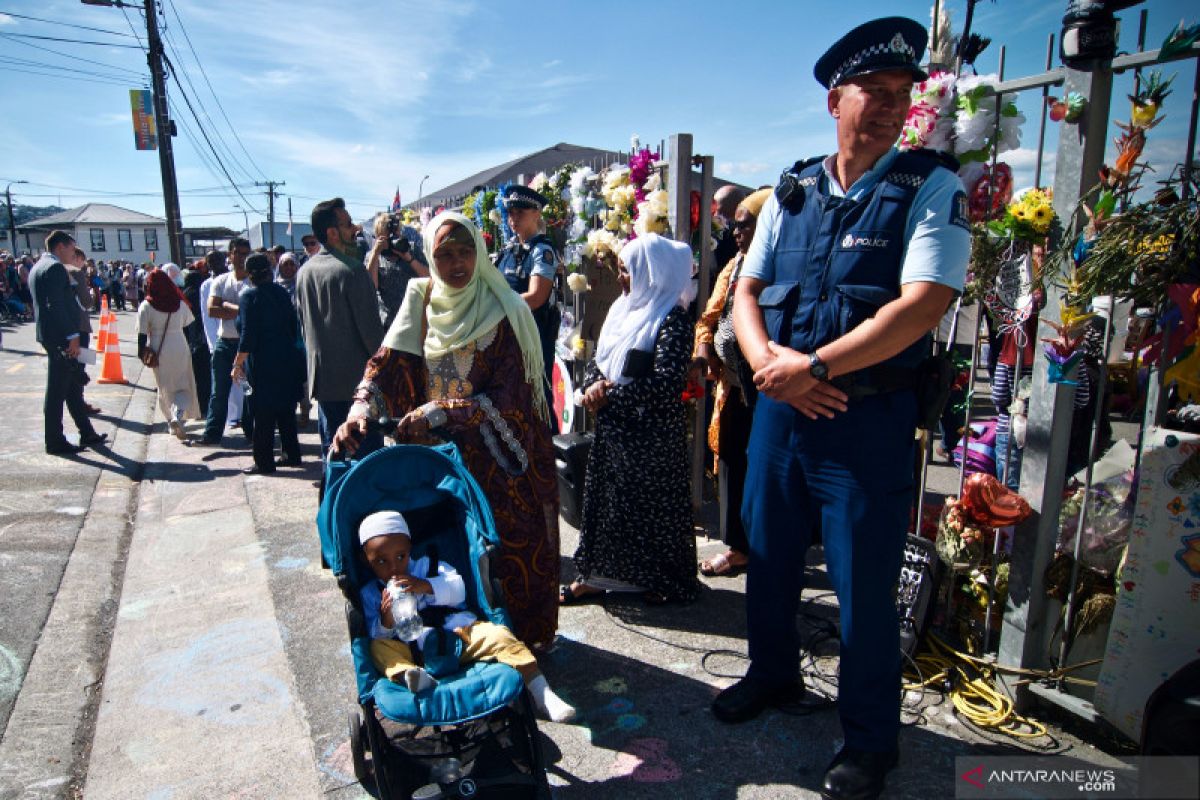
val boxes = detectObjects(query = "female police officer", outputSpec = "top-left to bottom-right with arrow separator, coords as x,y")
713,17 -> 970,800
497,184 -> 561,424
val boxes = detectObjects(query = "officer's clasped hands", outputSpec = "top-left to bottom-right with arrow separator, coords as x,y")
754,341 -> 848,419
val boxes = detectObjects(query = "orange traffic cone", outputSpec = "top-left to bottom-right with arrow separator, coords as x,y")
96,295 -> 128,384
93,297 -> 109,356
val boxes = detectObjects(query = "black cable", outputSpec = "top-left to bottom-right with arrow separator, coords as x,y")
173,113 -> 258,213
0,10 -> 139,38
0,32 -> 142,48
8,179 -> 254,195
166,65 -> 263,213
159,29 -> 257,185
595,593 -> 839,713
0,32 -> 146,78
0,54 -> 144,85
165,0 -> 268,182
0,63 -> 134,88
116,5 -> 263,217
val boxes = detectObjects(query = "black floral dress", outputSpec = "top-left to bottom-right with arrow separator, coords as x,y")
573,306 -> 700,602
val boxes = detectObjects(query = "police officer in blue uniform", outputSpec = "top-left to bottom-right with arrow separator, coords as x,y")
712,17 -> 970,800
498,184 -> 561,421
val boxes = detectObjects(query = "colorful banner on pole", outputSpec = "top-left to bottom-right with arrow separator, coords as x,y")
130,89 -> 157,151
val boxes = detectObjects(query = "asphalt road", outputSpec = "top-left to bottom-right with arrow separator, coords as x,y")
0,308 -> 1129,799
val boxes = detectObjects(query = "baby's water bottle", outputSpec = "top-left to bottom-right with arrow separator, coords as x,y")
387,579 -> 424,641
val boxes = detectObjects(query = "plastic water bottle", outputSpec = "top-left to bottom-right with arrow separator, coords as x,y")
387,579 -> 424,641
239,379 -> 253,396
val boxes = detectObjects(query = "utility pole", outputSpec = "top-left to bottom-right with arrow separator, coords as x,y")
143,0 -> 182,265
81,0 -> 184,266
255,181 -> 285,247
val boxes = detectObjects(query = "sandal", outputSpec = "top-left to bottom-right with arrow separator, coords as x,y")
699,551 -> 747,577
559,583 -> 605,606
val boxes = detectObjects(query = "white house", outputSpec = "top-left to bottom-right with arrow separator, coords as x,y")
19,203 -> 169,265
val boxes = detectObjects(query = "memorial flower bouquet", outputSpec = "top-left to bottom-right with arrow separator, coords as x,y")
987,188 -> 1057,244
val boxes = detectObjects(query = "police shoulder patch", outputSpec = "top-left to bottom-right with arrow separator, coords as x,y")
950,190 -> 970,230
542,247 -> 556,264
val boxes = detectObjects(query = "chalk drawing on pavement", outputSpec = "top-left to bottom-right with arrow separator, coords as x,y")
273,556 -> 309,570
136,618 -> 292,727
593,676 -> 626,695
608,737 -> 681,783
319,740 -> 355,784
0,641 -> 24,703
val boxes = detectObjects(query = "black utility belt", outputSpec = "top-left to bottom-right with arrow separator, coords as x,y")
829,365 -> 917,400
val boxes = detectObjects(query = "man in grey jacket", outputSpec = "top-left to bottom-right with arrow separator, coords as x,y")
295,197 -> 385,461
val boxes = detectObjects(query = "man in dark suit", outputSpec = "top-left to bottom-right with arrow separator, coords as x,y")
295,197 -> 384,463
29,230 -> 107,454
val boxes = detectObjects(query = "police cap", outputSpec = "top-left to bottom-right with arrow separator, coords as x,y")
814,16 -> 929,89
502,184 -> 548,211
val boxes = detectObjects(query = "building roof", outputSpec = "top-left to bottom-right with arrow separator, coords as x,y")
414,141 -> 747,209
20,203 -> 166,229
414,142 -> 630,208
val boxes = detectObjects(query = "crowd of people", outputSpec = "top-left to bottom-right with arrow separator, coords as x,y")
11,17 -> 1027,799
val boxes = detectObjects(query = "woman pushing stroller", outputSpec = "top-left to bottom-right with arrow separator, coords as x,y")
334,212 -> 561,651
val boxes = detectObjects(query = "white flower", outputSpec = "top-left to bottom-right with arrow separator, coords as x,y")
566,272 -> 590,293
488,209 -> 501,224
644,173 -> 662,193
529,172 -> 549,192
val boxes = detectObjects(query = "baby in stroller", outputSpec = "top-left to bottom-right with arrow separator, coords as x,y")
360,509 -> 575,723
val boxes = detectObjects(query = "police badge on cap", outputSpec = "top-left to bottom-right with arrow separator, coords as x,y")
502,184 -> 549,211
814,16 -> 929,89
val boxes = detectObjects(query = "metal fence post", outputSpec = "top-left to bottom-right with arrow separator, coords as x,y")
997,64 -> 1113,709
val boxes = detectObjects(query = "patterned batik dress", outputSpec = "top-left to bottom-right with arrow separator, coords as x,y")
357,319 -> 561,647
573,306 -> 700,602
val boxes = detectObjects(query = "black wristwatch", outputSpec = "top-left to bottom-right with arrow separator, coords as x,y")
807,351 -> 829,381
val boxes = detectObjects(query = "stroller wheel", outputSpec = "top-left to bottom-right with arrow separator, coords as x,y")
349,707 -> 375,793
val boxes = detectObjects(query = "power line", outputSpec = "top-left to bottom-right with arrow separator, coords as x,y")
160,29 -> 257,185
118,4 -> 259,212
173,113 -> 254,210
0,10 -> 139,38
0,54 -> 146,85
0,31 -> 147,78
169,86 -> 264,214
0,31 -> 142,48
165,0 -> 268,182
0,63 -> 136,88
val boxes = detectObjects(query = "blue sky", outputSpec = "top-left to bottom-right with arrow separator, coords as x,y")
1,0 -> 1195,237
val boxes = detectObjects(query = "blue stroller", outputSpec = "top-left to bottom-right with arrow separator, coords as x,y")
318,443 -> 551,799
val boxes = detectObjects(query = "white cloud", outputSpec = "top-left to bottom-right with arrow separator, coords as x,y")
991,147 -> 1056,192
240,69 -> 303,90
246,128 -> 520,216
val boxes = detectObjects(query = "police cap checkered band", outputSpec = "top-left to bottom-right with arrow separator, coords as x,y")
814,16 -> 929,89
502,184 -> 548,210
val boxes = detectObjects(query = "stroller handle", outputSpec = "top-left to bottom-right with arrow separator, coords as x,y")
329,415 -> 394,462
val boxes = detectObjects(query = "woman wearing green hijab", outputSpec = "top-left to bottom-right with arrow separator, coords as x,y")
334,212 -> 560,649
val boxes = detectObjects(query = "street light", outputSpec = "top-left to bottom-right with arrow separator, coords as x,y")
417,174 -> 430,205
5,180 -> 28,256
233,204 -> 249,238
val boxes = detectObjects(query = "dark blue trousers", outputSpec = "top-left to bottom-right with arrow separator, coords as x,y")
742,390 -> 916,752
